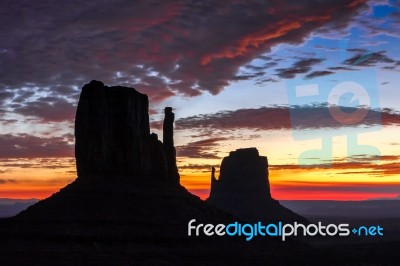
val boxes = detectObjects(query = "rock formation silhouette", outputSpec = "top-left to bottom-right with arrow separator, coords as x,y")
163,107 -> 180,184
75,80 -> 176,184
208,148 -> 307,223
0,81 -> 318,265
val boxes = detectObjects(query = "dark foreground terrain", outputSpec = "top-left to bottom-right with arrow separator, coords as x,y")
0,180 -> 399,265
0,198 -> 38,218
0,178 -> 312,266
1,81 -> 398,265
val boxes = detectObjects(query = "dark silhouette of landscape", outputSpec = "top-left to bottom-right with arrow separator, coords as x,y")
0,81 -> 399,265
207,147 -> 307,223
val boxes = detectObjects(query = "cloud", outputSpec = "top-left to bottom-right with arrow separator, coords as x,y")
301,49 -> 399,81
233,71 -> 265,81
179,163 -> 218,173
356,9 -> 400,38
274,182 -> 400,194
0,0 -> 367,103
275,58 -> 324,79
346,48 -> 368,54
327,66 -> 356,71
176,137 -> 226,159
270,154 -> 400,176
176,104 -> 400,131
0,91 -> 13,104
0,179 -> 16,184
294,49 -> 399,81
179,164 -> 217,170
305,70 -> 334,79
0,134 -> 73,158
343,51 -> 395,66
13,97 -> 76,122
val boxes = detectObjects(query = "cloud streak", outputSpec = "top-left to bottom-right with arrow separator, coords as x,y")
0,134 -> 73,158
275,58 -> 325,79
176,104 -> 400,131
176,137 -> 226,159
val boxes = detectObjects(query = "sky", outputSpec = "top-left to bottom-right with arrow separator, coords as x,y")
0,0 -> 399,200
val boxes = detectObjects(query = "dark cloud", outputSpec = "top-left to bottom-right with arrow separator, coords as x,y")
179,164 -> 217,170
12,97 -> 76,122
275,58 -> 324,79
254,77 -> 278,85
0,0 -> 367,102
346,48 -> 367,54
0,119 -> 18,125
305,70 -> 334,79
244,65 -> 267,71
176,137 -> 226,159
382,66 -> 397,70
0,91 -> 13,103
233,71 -> 265,81
257,55 -> 273,61
314,45 -> 340,51
343,51 -> 395,66
320,50 -> 399,76
0,134 -> 73,158
327,66 -> 356,71
176,104 -> 400,131
381,108 -> 400,126
0,158 -> 75,172
0,179 -> 17,183
13,90 -> 36,103
179,163 -> 218,173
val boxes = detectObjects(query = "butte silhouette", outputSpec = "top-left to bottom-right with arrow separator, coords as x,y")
0,80 -> 316,265
208,147 -> 307,223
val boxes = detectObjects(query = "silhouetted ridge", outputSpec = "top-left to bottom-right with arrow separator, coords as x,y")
0,81 -> 319,265
0,81 -> 396,265
208,147 -> 307,223
9,80 -> 240,234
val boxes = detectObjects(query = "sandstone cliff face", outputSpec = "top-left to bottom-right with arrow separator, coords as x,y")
74,80 -> 174,184
207,148 -> 306,223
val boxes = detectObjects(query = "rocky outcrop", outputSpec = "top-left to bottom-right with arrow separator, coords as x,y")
207,148 -> 306,223
210,148 -> 271,202
163,107 -> 180,184
74,80 -> 176,185
0,81 -> 319,265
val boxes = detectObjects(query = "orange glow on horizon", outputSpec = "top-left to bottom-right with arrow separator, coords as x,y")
186,187 -> 400,201
1,156 -> 399,202
179,170 -> 400,201
2,174 -> 399,201
0,189 -> 57,200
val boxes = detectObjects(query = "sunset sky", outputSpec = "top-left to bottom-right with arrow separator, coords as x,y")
0,0 -> 399,200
